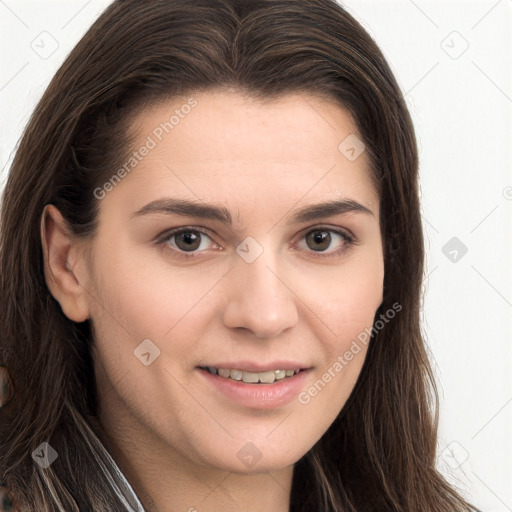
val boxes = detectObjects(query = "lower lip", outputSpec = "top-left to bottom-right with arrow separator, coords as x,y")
197,368 -> 311,409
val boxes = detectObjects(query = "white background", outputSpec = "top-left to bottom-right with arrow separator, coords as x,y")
1,1 -> 511,510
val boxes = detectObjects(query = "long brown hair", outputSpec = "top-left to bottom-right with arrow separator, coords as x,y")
0,0 -> 477,510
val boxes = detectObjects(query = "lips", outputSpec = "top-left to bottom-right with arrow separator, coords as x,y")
197,364 -> 311,408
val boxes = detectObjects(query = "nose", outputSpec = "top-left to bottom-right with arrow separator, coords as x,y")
221,247 -> 299,338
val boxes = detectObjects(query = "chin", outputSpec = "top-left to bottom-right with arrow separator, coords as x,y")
196,440 -> 306,474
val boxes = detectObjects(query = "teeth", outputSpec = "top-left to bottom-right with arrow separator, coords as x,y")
242,371 -> 260,383
204,367 -> 301,384
230,369 -> 243,381
275,369 -> 286,379
255,371 -> 276,384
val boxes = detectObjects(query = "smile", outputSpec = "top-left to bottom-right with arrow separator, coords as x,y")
201,366 -> 303,384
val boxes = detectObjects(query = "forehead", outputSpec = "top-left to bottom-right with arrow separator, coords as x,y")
132,89 -> 363,161
106,90 -> 378,216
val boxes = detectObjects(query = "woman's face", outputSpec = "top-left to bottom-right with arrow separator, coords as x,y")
71,89 -> 384,473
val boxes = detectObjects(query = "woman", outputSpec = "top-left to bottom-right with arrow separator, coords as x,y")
0,0 -> 479,510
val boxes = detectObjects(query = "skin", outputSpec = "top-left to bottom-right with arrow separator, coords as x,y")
41,89 -> 384,512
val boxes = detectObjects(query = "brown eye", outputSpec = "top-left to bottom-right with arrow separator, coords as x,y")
174,230 -> 202,252
160,227 -> 216,257
297,227 -> 355,258
306,230 -> 332,251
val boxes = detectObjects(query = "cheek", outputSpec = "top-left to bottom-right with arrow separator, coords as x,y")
308,253 -> 384,341
299,265 -> 382,421
89,241 -> 222,342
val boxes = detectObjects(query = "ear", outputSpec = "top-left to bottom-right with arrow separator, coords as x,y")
40,204 -> 91,322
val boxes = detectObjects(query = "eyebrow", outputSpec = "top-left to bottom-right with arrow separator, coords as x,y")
131,197 -> 374,225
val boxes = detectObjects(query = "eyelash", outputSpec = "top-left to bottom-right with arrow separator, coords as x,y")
156,225 -> 356,260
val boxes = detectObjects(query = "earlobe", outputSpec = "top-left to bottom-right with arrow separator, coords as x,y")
40,204 -> 90,323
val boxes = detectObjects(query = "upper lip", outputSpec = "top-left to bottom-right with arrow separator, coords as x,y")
199,361 -> 311,372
